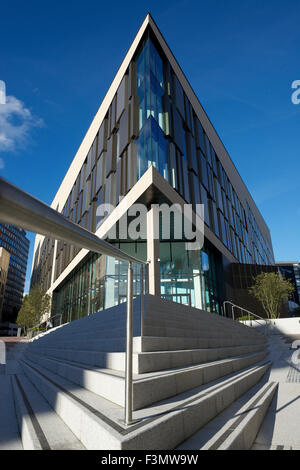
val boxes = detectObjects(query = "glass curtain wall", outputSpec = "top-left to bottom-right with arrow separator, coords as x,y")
136,37 -> 168,181
160,242 -> 221,314
135,37 -> 222,314
52,242 -> 147,324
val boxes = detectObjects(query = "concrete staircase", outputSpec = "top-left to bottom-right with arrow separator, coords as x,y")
11,295 -> 276,450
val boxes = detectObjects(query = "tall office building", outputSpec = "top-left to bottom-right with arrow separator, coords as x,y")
0,247 -> 10,322
0,223 -> 30,322
31,14 -> 274,323
276,262 -> 300,307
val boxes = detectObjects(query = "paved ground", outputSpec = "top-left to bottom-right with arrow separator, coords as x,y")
0,338 -> 28,450
252,334 -> 300,450
0,336 -> 26,347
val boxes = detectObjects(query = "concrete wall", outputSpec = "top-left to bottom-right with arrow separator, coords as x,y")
242,317 -> 300,336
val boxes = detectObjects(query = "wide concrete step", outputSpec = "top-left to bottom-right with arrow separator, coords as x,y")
142,323 -> 264,339
145,296 -> 265,331
138,335 -> 266,352
144,309 -> 262,329
207,381 -> 278,450
134,344 -> 267,374
35,318 -> 259,346
130,362 -> 272,450
144,311 -> 261,334
31,296 -> 264,345
12,374 -> 85,450
23,349 -> 267,410
20,357 -> 271,450
30,302 -> 134,340
38,317 -> 129,339
18,295 -> 269,450
31,337 -> 128,353
32,342 -> 267,374
178,380 -> 278,450
23,354 -> 125,407
34,326 -> 128,345
132,350 -> 267,410
28,335 -> 266,359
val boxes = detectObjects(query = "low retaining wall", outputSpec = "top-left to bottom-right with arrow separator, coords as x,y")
241,317 -> 300,336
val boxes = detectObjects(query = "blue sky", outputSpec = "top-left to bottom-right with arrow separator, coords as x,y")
0,0 -> 300,293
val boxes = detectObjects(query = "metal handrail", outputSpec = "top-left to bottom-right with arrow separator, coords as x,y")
0,177 -> 147,266
27,319 -> 47,337
27,313 -> 63,338
48,313 -> 63,328
0,176 -> 148,426
223,301 -> 270,331
161,293 -> 192,307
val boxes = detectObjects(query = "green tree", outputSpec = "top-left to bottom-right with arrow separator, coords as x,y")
16,295 -> 34,333
17,286 -> 51,332
249,272 -> 294,319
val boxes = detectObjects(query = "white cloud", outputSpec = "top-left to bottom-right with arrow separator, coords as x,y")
0,95 -> 43,154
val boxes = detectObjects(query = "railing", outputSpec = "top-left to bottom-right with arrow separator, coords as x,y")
50,313 -> 63,329
223,301 -> 270,333
27,313 -> 63,339
161,293 -> 192,307
0,176 -> 148,426
27,321 -> 45,340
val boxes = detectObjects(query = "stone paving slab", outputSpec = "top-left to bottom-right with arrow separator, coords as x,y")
252,335 -> 300,450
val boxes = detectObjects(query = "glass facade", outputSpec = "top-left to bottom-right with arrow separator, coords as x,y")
137,38 -> 165,132
160,241 -> 221,314
52,241 -> 147,324
31,25 -> 275,323
277,263 -> 300,306
134,35 -> 274,268
0,223 -> 30,322
136,38 -> 168,181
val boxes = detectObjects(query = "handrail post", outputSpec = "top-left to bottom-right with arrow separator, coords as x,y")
125,261 -> 134,426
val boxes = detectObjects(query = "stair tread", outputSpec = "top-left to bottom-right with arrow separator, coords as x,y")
31,342 -> 266,355
25,349 -> 267,381
21,356 -> 271,434
21,357 -> 126,430
35,334 -> 265,344
13,374 -> 85,450
177,379 -> 277,450
22,295 -> 269,449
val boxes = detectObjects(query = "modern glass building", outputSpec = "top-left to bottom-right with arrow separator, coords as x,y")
0,247 -> 10,322
276,262 -> 300,307
30,14 -> 275,324
0,223 -> 30,322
